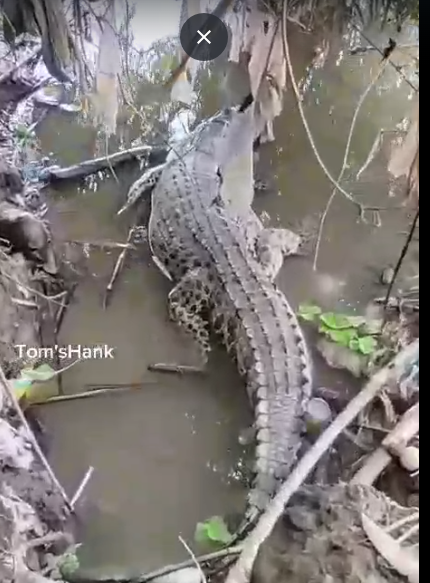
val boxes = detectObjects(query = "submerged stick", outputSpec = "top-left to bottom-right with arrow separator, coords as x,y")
71,466 -> 94,509
43,146 -> 159,183
103,227 -> 136,309
67,547 -> 242,583
39,383 -> 156,405
225,338 -> 419,583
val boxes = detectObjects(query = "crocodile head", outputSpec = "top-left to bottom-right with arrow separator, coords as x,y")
193,106 -> 256,181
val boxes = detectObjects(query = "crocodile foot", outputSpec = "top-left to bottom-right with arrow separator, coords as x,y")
254,227 -> 302,281
148,267 -> 213,375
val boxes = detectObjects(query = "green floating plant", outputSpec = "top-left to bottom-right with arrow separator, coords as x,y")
298,303 -> 379,356
195,516 -> 233,548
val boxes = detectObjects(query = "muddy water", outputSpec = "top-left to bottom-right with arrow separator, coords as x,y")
36,25 -> 417,575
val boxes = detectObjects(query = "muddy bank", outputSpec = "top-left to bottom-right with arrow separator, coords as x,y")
252,483 -> 418,583
0,160 -> 75,580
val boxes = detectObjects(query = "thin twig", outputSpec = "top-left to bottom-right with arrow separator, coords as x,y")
71,466 -> 94,509
0,267 -> 67,307
312,61 -> 388,270
69,240 -> 136,250
382,206 -> 419,316
281,3 -> 389,229
350,24 -> 419,93
225,338 -> 419,583
178,535 -> 207,583
103,227 -> 136,309
386,512 -> 420,535
38,383 -> 156,405
67,547 -> 242,583
55,283 -> 77,335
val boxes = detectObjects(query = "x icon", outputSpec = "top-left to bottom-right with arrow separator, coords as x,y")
197,29 -> 211,44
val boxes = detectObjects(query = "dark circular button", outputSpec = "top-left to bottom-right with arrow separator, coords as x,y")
180,13 -> 229,62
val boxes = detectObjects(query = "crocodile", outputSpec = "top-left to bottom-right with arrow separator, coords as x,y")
147,104 -> 313,520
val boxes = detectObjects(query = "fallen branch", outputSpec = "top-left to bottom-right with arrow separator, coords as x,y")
43,146 -> 162,183
69,240 -> 136,250
352,402 -> 419,486
225,338 -> 419,583
66,547 -> 242,583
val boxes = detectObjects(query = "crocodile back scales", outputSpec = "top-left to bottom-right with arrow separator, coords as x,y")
148,109 -> 313,518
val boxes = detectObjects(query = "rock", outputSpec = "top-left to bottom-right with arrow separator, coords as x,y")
381,266 -> 395,286
399,446 -> 419,473
304,397 -> 333,435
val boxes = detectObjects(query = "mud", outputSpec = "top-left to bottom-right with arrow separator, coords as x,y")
0,158 -> 75,580
252,483 -> 417,583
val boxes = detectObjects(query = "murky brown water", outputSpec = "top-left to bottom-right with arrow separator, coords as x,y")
34,23 -> 417,576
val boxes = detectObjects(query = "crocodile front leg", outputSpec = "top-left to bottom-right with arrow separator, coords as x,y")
253,227 -> 302,281
149,267 -> 214,374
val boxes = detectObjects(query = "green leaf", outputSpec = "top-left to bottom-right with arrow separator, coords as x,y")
358,336 -> 378,355
11,364 -> 59,403
195,516 -> 233,546
319,312 -> 353,330
325,328 -> 358,347
10,378 -> 33,401
298,303 -> 322,322
346,316 -> 367,328
59,553 -> 80,577
349,337 -> 361,352
21,363 -> 56,382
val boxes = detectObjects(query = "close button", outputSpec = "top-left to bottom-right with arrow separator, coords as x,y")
180,13 -> 229,62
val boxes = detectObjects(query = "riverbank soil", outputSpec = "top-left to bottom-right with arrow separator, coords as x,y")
252,483 -> 417,583
0,159 -> 75,580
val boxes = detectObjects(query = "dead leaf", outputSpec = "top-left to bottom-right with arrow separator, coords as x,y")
93,16 -> 121,135
170,0 -> 201,104
361,513 -> 419,583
